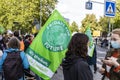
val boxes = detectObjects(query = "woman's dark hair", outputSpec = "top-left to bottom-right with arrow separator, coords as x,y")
8,37 -> 20,49
14,30 -> 19,37
66,33 -> 89,58
14,30 -> 22,41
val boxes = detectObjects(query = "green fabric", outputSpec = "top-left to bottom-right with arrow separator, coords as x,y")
0,27 -> 5,34
26,10 -> 71,80
85,25 -> 95,57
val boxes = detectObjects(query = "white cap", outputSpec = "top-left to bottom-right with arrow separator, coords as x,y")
7,30 -> 13,35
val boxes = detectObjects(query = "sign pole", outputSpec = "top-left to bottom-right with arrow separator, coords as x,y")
108,18 -> 111,34
108,18 -> 111,49
104,0 -> 116,49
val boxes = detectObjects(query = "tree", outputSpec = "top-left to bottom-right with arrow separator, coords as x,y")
113,0 -> 120,29
80,14 -> 101,33
98,17 -> 109,32
69,21 -> 79,33
0,0 -> 58,33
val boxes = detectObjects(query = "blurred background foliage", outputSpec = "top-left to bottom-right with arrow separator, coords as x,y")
0,0 -> 58,34
0,0 -> 119,36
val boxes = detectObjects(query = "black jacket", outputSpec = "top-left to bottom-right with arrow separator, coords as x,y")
62,56 -> 93,80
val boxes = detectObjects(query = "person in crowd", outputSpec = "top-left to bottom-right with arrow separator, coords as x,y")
29,35 -> 34,44
62,33 -> 93,80
0,37 -> 29,80
14,30 -> 25,51
0,50 -> 3,58
0,34 -> 6,51
24,35 -> 31,51
99,28 -> 120,80
95,37 -> 98,45
101,37 -> 108,48
2,32 -> 9,50
0,48 -> 3,79
7,30 -> 13,37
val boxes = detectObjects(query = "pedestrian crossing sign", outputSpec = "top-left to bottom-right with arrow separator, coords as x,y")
105,0 -> 116,17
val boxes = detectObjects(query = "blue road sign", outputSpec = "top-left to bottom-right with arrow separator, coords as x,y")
105,0 -> 116,17
86,2 -> 92,10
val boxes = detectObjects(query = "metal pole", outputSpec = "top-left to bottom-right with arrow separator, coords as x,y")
108,18 -> 111,34
91,1 -> 104,4
88,1 -> 119,12
111,23 -> 113,32
108,18 -> 111,49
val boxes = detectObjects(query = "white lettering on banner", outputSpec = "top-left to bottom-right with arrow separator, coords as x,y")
26,54 -> 54,78
44,42 -> 63,51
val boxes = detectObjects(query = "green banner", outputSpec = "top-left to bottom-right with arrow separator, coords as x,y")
0,26 -> 5,34
85,25 -> 95,57
26,10 -> 71,80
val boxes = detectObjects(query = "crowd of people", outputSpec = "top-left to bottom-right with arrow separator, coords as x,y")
0,28 -> 120,80
0,30 -> 38,80
0,30 -> 35,52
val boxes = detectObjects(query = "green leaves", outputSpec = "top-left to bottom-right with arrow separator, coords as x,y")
69,21 -> 79,33
0,0 -> 57,33
81,14 -> 100,33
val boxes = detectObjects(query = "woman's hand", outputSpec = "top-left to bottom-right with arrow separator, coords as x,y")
102,57 -> 119,67
99,67 -> 105,74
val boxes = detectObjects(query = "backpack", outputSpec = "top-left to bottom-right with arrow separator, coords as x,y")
3,51 -> 24,80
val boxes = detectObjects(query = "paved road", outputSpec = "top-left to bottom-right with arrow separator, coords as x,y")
94,45 -> 109,80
